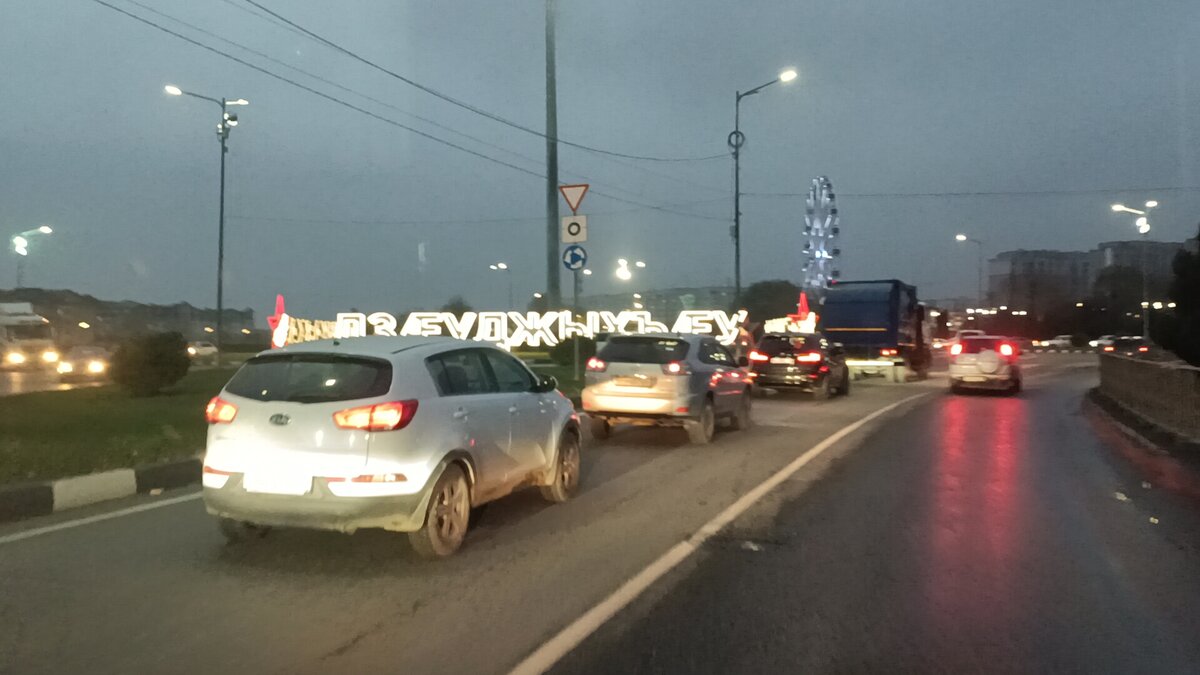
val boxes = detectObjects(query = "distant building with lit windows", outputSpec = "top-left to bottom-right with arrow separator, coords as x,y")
987,239 -> 1191,317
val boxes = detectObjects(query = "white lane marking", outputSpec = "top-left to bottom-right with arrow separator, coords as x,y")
0,492 -> 201,546
509,392 -> 930,675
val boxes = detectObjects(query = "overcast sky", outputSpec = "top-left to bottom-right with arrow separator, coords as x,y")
2,0 -> 1199,320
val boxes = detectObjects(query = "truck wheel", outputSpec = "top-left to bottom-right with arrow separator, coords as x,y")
684,399 -> 715,444
589,416 -> 611,440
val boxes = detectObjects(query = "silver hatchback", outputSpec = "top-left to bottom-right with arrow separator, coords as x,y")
581,334 -> 752,444
202,336 -> 581,557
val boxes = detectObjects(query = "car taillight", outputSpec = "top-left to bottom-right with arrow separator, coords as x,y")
662,361 -> 690,375
333,400 -> 419,431
748,350 -> 769,362
1138,346 -> 1149,353
586,357 -> 606,372
794,352 -> 823,363
205,397 -> 237,424
879,348 -> 898,357
1103,346 -> 1115,352
999,343 -> 1014,357
950,343 -> 963,356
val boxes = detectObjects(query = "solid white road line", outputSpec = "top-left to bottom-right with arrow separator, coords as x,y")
0,492 -> 201,546
508,392 -> 931,675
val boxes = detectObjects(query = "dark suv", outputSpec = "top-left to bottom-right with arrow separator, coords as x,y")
749,333 -> 851,398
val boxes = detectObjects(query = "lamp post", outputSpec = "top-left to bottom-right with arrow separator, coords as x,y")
955,234 -> 984,308
729,68 -> 797,306
615,258 -> 646,282
164,84 -> 248,358
489,262 -> 513,308
1111,200 -> 1157,339
10,225 -> 53,287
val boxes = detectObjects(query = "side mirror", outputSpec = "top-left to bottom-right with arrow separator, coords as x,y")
533,375 -> 558,393
737,356 -> 749,367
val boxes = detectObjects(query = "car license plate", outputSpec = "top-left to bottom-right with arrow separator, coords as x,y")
615,376 -> 654,388
243,472 -> 312,495
770,357 -> 793,365
962,376 -> 987,383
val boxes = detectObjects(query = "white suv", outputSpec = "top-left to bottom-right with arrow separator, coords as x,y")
949,336 -> 1022,395
202,336 -> 581,558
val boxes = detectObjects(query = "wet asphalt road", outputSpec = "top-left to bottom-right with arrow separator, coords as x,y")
554,367 -> 1200,674
0,369 -> 99,396
5,355 -> 1196,674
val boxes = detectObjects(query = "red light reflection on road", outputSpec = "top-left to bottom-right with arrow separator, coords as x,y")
928,394 -> 1028,631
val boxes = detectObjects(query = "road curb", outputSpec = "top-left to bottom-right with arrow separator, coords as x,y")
0,456 -> 201,524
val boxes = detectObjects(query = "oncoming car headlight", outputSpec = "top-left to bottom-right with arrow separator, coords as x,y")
42,350 -> 59,363
187,346 -> 197,356
5,352 -> 26,365
87,360 -> 106,374
57,362 -> 74,374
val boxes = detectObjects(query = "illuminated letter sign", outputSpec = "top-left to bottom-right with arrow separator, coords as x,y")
272,302 -> 747,350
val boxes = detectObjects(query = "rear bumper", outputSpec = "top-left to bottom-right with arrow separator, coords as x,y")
581,387 -> 699,420
203,473 -> 432,533
949,368 -> 1017,389
751,371 -> 821,390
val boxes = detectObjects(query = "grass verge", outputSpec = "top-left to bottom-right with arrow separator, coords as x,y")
0,369 -> 235,485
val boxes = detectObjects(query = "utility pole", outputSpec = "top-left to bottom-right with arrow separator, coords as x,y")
217,100 -> 228,358
545,0 -> 561,306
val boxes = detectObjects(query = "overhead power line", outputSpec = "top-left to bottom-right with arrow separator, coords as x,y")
240,0 -> 726,163
746,186 -> 1200,198
93,0 -> 725,221
132,0 -> 728,199
229,198 -> 731,228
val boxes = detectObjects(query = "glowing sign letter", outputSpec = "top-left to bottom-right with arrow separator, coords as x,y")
443,312 -> 477,340
336,313 -> 367,338
475,312 -> 510,345
367,312 -> 398,336
401,312 -> 445,337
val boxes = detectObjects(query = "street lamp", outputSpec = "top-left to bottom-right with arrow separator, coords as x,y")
164,83 -> 249,357
729,67 -> 798,306
10,225 -> 54,287
1110,200 -> 1157,338
489,262 -> 514,308
615,258 -> 645,281
955,234 -> 984,308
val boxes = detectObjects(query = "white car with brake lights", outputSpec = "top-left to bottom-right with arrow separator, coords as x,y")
202,336 -> 581,558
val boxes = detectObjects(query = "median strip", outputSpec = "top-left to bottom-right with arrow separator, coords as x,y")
0,457 -> 201,524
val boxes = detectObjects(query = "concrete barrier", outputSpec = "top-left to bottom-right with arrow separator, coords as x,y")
1099,354 -> 1200,441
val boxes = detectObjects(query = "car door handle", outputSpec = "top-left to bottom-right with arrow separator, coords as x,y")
453,409 -> 469,420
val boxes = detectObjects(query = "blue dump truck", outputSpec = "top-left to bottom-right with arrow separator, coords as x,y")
819,280 -> 933,381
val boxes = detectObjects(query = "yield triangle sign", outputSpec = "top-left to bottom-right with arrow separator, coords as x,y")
559,184 -> 589,213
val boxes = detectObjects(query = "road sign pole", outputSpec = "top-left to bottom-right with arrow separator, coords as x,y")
573,268 -> 581,382
545,0 -> 561,307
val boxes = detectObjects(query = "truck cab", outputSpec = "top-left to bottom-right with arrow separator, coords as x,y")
0,303 -> 59,369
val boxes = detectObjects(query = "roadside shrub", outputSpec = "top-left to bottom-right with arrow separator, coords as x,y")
111,332 -> 191,396
550,336 -> 595,366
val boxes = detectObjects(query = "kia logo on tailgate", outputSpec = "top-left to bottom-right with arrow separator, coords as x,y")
269,414 -> 290,426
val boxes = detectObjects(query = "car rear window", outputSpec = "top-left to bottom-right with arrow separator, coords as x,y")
756,335 -> 816,355
960,338 -> 1004,354
597,337 -> 689,364
224,353 -> 392,403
